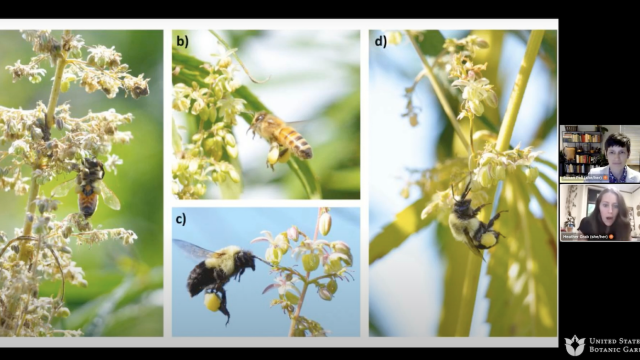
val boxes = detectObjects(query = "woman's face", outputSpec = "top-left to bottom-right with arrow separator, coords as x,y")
599,192 -> 619,226
607,145 -> 629,169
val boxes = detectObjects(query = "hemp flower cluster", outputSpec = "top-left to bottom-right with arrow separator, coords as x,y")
250,208 -> 354,337
172,43 -> 244,199
443,35 -> 498,120
0,30 -> 148,337
421,142 -> 542,223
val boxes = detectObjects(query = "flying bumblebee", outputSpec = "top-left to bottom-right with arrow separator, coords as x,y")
172,238 -> 272,325
448,177 -> 507,261
247,111 -> 313,171
51,157 -> 120,219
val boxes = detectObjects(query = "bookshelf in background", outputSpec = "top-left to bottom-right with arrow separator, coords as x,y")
561,126 -> 603,176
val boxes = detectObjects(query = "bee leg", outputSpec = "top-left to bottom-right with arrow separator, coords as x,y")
278,148 -> 291,163
218,288 -> 231,326
486,210 -> 508,229
472,203 -> 492,216
237,267 -> 246,282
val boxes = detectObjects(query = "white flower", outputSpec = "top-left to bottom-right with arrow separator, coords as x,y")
103,154 -> 123,175
452,72 -> 498,117
262,275 -> 300,295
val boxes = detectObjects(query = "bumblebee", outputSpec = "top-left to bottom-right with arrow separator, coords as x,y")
448,178 -> 507,261
172,239 -> 271,325
247,111 -> 313,170
51,157 -> 120,219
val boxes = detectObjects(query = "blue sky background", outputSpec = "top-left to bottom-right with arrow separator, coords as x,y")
369,30 -> 557,336
172,207 -> 360,337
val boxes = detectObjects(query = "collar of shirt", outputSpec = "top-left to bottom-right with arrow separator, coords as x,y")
609,166 -> 628,183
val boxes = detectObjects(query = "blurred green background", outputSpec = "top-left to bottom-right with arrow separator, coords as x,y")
172,30 -> 360,199
0,30 -> 163,336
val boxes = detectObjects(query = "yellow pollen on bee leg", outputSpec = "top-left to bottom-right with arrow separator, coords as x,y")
204,293 -> 221,312
480,232 -> 496,247
278,150 -> 291,163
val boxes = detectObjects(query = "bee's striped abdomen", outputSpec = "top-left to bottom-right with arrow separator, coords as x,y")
78,184 -> 98,219
276,126 -> 313,160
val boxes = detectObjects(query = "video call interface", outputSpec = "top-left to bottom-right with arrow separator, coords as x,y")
560,125 -> 640,241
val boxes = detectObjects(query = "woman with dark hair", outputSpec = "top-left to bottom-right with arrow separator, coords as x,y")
577,187 -> 631,241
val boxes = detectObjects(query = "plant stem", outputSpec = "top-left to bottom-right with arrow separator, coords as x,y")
406,31 -> 471,155
20,30 -> 69,246
14,32 -> 70,333
288,208 -> 322,336
496,30 -> 545,152
45,31 -> 70,129
454,30 -> 545,337
288,270 -> 310,337
287,159 -> 315,199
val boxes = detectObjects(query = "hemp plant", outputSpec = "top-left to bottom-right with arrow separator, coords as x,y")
370,30 -> 557,337
251,207 -> 354,337
172,30 -> 326,200
171,31 -> 259,199
0,30 -> 149,337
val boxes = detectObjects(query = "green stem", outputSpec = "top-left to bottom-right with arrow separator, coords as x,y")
534,156 -> 557,170
288,271 -> 311,337
287,159 -> 315,199
46,30 -> 70,129
513,172 -> 537,334
496,30 -> 545,152
20,30 -> 69,243
406,31 -> 471,155
455,30 -> 545,336
308,274 -> 337,285
288,208 -> 322,336
454,249 -> 482,336
14,31 -> 70,335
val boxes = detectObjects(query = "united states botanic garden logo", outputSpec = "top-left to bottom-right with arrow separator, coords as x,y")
566,335 -> 586,356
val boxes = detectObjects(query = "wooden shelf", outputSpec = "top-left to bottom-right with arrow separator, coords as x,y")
561,129 -> 604,177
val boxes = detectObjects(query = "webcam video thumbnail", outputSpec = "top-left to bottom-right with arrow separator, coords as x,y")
560,125 -> 640,184
560,184 -> 640,241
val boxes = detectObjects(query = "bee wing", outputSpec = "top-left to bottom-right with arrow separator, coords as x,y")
96,181 -> 121,210
462,228 -> 483,259
51,178 -> 77,197
280,119 -> 317,130
173,239 -> 214,262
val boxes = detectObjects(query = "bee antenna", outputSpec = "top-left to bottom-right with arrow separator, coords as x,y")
451,184 -> 459,203
461,176 -> 472,200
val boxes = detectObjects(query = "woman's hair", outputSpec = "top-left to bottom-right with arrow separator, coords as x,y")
605,133 -> 631,153
588,187 -> 631,240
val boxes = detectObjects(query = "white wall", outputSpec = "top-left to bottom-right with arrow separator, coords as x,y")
560,184 -> 568,228
630,190 -> 640,236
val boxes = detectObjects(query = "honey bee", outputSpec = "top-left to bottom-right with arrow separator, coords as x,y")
51,157 -> 121,219
247,111 -> 313,170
